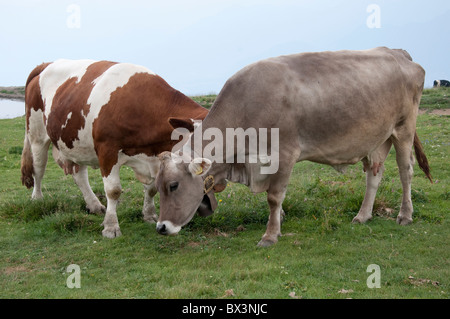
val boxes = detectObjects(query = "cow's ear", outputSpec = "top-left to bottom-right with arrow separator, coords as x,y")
197,191 -> 217,217
188,158 -> 212,177
168,117 -> 197,132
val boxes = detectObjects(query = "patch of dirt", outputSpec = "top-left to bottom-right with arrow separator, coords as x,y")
419,109 -> 450,116
407,276 -> 439,287
2,265 -> 31,275
374,202 -> 396,220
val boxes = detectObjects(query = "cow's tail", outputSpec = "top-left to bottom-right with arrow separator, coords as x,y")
413,131 -> 433,183
21,134 -> 34,188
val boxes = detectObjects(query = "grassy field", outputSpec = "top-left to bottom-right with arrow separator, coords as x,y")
0,88 -> 448,299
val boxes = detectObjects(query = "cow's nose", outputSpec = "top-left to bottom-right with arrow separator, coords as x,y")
156,222 -> 167,235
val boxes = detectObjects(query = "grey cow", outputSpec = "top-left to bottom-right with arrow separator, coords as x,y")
155,47 -> 432,247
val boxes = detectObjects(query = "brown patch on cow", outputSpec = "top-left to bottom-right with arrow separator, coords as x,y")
107,187 -> 122,200
25,63 -> 51,131
21,136 -> 34,188
168,117 -> 195,132
46,61 -> 117,149
93,72 -> 208,177
96,143 -> 119,178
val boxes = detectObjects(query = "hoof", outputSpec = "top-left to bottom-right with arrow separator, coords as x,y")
257,235 -> 278,247
143,213 -> 158,224
31,193 -> 44,200
396,215 -> 412,225
352,214 -> 372,224
257,240 -> 276,247
88,204 -> 106,215
102,226 -> 122,238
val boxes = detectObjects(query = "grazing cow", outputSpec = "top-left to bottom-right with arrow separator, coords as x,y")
21,59 -> 208,238
433,80 -> 450,87
154,47 -> 432,247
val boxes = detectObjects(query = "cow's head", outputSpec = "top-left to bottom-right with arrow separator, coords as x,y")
155,151 -> 217,235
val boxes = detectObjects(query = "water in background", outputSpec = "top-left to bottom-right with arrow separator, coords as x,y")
0,99 -> 24,119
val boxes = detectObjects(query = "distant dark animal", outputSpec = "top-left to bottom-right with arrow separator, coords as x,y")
433,80 -> 450,87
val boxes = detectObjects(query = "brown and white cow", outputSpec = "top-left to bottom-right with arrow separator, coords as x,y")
21,59 -> 208,238
154,47 -> 432,246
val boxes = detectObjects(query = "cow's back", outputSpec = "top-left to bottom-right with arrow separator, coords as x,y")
33,59 -> 207,174
206,47 -> 425,166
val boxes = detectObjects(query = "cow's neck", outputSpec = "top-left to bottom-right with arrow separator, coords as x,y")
204,162 -> 251,191
196,113 -> 252,189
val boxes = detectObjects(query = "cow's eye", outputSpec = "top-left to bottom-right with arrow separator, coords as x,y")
169,181 -> 179,192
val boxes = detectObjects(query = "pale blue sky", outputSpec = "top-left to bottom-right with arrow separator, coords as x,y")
1,0 -> 449,94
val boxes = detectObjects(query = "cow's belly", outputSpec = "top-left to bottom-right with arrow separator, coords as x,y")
297,124 -> 394,167
57,146 -> 99,167
55,136 -> 99,167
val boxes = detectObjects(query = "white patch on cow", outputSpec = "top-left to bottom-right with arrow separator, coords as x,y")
157,221 -> 181,235
61,112 -> 72,129
28,108 -> 47,139
39,59 -> 97,119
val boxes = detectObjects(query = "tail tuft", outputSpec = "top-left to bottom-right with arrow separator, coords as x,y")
21,135 -> 34,188
413,132 -> 433,183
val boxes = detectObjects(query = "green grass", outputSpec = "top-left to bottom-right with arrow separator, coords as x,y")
191,94 -> 217,109
0,90 -> 15,95
420,87 -> 450,110
0,91 -> 449,299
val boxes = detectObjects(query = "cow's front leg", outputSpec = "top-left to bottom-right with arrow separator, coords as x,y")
258,188 -> 286,247
142,183 -> 158,223
101,164 -> 122,238
353,161 -> 385,224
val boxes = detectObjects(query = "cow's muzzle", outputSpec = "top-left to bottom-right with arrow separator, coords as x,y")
156,221 -> 181,236
156,223 -> 167,235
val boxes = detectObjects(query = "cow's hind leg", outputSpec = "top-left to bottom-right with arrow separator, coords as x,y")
52,147 -> 105,214
29,139 -> 51,199
142,183 -> 158,223
392,130 -> 416,225
101,163 -> 122,238
353,139 -> 392,224
72,165 -> 105,214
